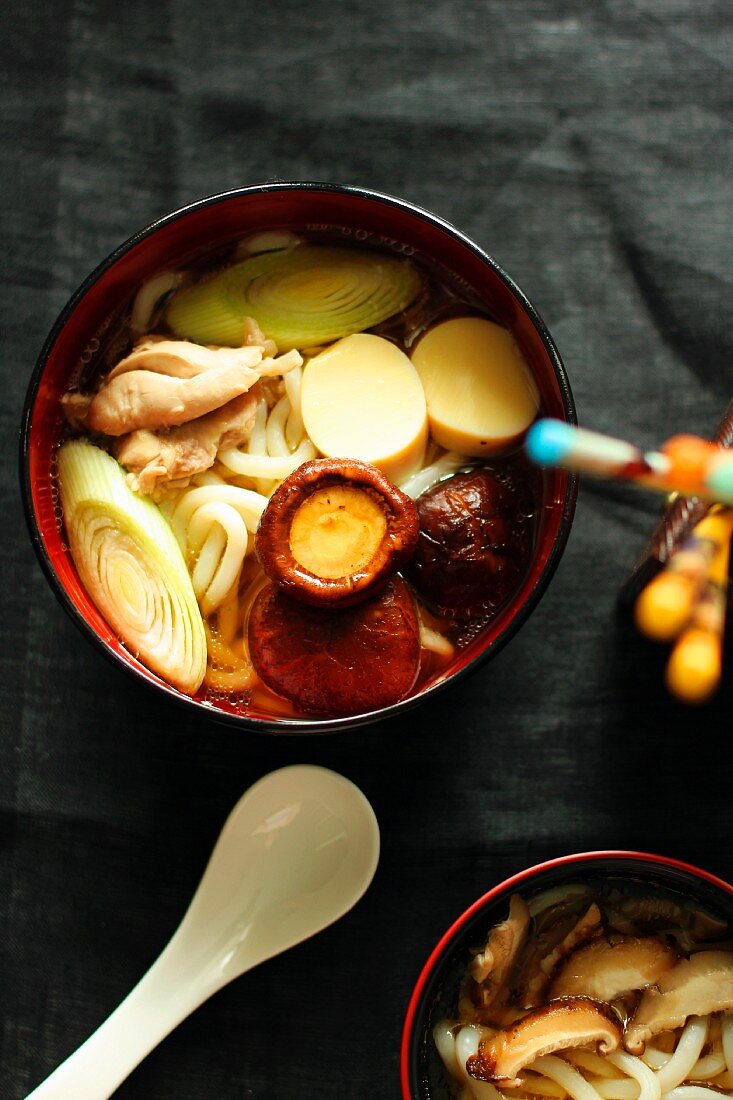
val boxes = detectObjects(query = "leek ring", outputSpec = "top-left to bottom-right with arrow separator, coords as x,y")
58,441 -> 207,695
166,245 -> 423,351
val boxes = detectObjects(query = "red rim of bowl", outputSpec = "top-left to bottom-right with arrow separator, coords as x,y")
399,848 -> 733,1099
19,181 -> 578,734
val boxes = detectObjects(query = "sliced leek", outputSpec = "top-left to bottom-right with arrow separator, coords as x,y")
165,245 -> 423,351
58,441 -> 207,694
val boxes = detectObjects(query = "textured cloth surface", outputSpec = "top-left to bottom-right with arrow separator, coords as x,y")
2,1 -> 732,1097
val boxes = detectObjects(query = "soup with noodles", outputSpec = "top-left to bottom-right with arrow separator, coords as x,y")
55,229 -> 545,718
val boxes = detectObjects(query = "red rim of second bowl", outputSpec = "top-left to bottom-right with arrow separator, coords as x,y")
399,848 -> 733,1099
19,182 -> 578,734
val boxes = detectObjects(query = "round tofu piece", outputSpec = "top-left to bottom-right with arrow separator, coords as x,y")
301,333 -> 428,484
411,316 -> 540,457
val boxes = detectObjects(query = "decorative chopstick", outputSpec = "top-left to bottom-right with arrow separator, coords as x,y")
634,509 -> 732,643
525,406 -> 733,703
663,511 -> 732,703
525,420 -> 733,505
620,400 -> 733,606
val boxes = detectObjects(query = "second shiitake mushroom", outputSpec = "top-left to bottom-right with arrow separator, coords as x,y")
405,466 -> 532,618
255,457 -> 419,607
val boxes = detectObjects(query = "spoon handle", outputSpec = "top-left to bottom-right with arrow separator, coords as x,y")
25,937 -> 220,1100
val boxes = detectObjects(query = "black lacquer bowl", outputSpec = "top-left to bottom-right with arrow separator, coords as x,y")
21,182 -> 576,733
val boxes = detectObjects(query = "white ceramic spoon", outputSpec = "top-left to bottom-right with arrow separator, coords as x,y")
26,764 -> 380,1100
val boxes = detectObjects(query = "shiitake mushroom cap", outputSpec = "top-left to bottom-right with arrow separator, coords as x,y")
248,576 -> 421,716
255,457 -> 419,607
405,467 -> 531,618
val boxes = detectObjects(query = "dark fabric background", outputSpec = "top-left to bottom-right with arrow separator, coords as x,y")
2,1 -> 732,1097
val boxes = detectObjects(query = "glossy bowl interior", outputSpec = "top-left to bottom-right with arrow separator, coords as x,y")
400,850 -> 733,1099
21,183 -> 577,733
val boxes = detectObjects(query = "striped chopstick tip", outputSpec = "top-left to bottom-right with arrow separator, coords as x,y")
525,419 -> 574,467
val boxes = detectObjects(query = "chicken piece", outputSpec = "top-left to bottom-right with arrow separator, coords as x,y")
87,349 -> 301,436
115,390 -> 258,497
87,365 -> 256,435
107,336 -> 265,381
